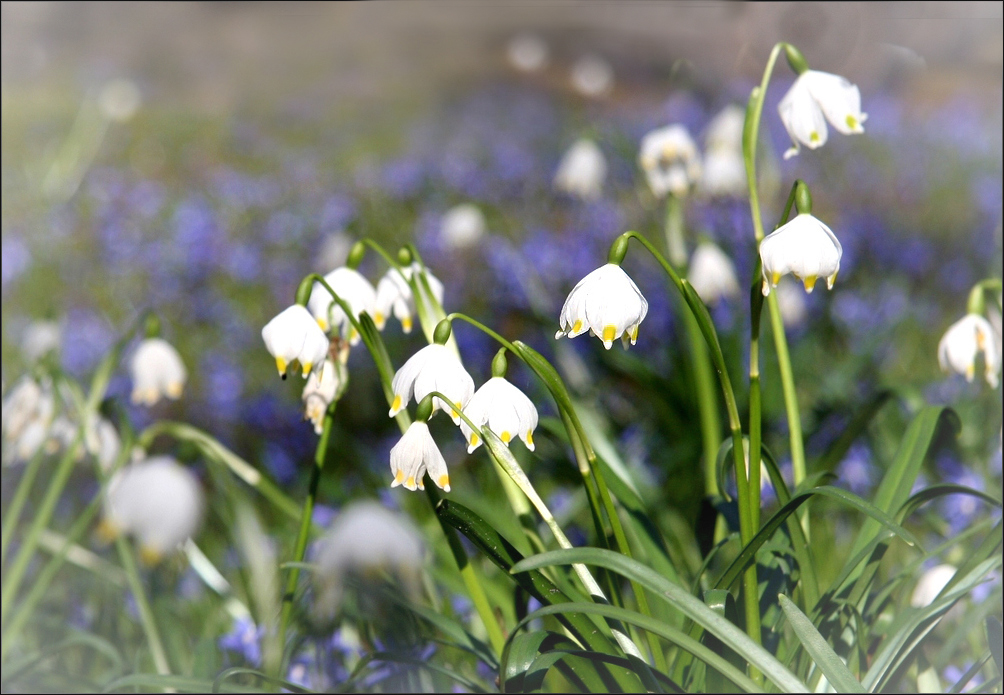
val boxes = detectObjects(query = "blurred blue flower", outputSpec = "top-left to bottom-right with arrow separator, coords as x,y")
219,617 -> 262,667
1,234 -> 31,289
836,442 -> 876,497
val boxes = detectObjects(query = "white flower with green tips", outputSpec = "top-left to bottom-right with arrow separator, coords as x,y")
555,263 -> 648,350
938,314 -> 1000,387
388,344 -> 475,424
778,70 -> 867,160
130,338 -> 187,406
307,267 -> 377,344
261,304 -> 330,379
389,421 -> 451,492
460,377 -> 539,453
759,213 -> 842,296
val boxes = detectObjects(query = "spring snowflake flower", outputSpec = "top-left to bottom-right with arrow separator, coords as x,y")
639,125 -> 702,199
441,204 -> 486,251
307,268 -> 377,344
87,416 -> 122,472
555,264 -> 649,350
700,104 -> 747,197
388,344 -> 475,424
261,305 -> 330,379
302,360 -> 344,434
778,70 -> 867,159
554,139 -> 606,201
688,242 -> 740,303
571,54 -> 613,97
389,421 -> 451,491
314,501 -> 424,616
938,314 -> 1001,387
2,378 -> 53,446
460,377 -> 539,453
910,564 -> 957,607
373,265 -> 445,334
130,338 -> 187,406
22,320 -> 61,362
759,213 -> 842,296
102,456 -> 205,564
507,33 -> 549,72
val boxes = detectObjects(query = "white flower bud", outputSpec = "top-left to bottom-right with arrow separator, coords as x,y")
759,213 -> 842,296
938,314 -> 1001,388
261,305 -> 330,379
129,338 -> 187,406
556,264 -> 649,350
554,139 -> 606,201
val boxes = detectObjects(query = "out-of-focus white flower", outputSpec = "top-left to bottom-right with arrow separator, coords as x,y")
460,377 -> 538,453
441,204 -> 486,250
910,564 -> 956,607
775,278 -> 808,328
700,105 -> 747,197
688,242 -> 740,304
388,344 -> 475,424
45,416 -> 78,455
317,231 -> 353,273
759,213 -> 842,296
938,314 -> 1001,388
706,104 -> 746,151
2,378 -> 53,444
314,501 -> 424,616
130,338 -> 187,406
302,360 -> 345,435
261,305 -> 330,380
307,268 -> 377,344
22,320 -> 61,362
373,265 -> 445,335
389,421 -> 451,491
639,125 -> 702,199
507,33 -> 549,72
554,139 -> 606,201
778,70 -> 867,159
555,264 -> 649,350
102,456 -> 205,564
87,416 -> 122,472
98,79 -> 141,123
571,54 -> 614,97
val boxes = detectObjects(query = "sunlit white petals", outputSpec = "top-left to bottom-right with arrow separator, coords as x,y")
22,320 -> 61,362
389,421 -> 451,491
688,243 -> 740,304
938,314 -> 1001,388
910,564 -> 957,607
261,305 -> 330,379
411,264 -> 446,323
556,264 -> 648,350
375,270 -> 414,333
103,456 -> 205,562
639,125 -> 702,198
571,54 -> 614,97
441,204 -> 486,250
307,268 -> 377,344
507,33 -> 549,73
129,338 -> 187,406
460,377 -> 539,453
302,360 -> 345,435
759,213 -> 842,296
388,345 -> 475,424
554,139 -> 606,201
314,501 -> 424,616
778,70 -> 867,159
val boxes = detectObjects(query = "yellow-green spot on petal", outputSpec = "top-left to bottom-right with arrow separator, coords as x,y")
602,325 -> 616,343
166,382 -> 183,398
275,357 -> 288,375
394,470 -> 404,483
317,318 -> 328,332
803,275 -> 817,292
401,316 -> 413,332
139,545 -> 163,566
469,433 -> 480,447
437,474 -> 450,490
96,519 -> 120,543
771,271 -> 781,286
810,131 -> 820,144
846,114 -> 858,130
302,362 -> 313,377
374,312 -> 385,328
631,325 -> 639,342
572,319 -> 583,334
391,394 -> 402,412
405,476 -> 416,489
501,431 -> 511,444
525,431 -> 534,446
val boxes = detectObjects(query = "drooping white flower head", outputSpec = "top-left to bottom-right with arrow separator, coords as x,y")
775,278 -> 808,328
759,213 -> 842,296
314,501 -> 424,616
938,314 -> 1001,388
554,139 -> 607,201
130,338 -> 187,406
2,378 -> 52,444
261,304 -> 330,380
507,33 -> 549,73
388,344 -> 475,424
22,320 -> 62,362
460,377 -> 539,454
639,125 -> 702,199
103,456 -> 205,563
307,268 -> 377,345
705,104 -> 746,152
688,242 -> 740,304
373,265 -> 445,334
555,264 -> 649,350
441,204 -> 486,251
571,54 -> 614,97
778,70 -> 867,160
699,105 -> 748,197
302,360 -> 345,435
389,421 -> 451,491
910,564 -> 957,608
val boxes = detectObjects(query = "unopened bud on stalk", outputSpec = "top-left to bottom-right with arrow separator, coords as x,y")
397,247 -> 413,266
346,241 -> 366,270
433,319 -> 452,345
608,234 -> 630,265
415,394 -> 434,422
143,313 -> 161,339
794,181 -> 813,215
784,43 -> 809,75
295,276 -> 314,307
491,349 -> 508,378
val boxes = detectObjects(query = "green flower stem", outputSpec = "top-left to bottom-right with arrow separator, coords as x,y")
664,193 -> 687,268
0,447 -> 46,569
115,533 -> 171,678
687,312 -> 723,497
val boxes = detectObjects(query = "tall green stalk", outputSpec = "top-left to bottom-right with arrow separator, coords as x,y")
115,535 -> 172,678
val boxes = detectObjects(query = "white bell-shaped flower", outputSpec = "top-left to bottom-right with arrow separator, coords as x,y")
688,242 -> 740,304
374,265 -> 445,335
778,70 -> 867,160
307,268 -> 377,345
302,359 -> 345,434
22,320 -> 62,362
938,314 -> 1001,387
639,125 -> 702,199
314,501 -> 424,616
441,204 -> 486,250
910,564 -> 957,607
388,344 -> 475,424
554,139 -> 606,201
571,54 -> 614,97
507,33 -> 549,73
759,213 -> 842,296
389,421 -> 451,491
700,106 -> 747,198
130,338 -> 187,406
705,104 -> 746,152
261,304 -> 330,379
555,264 -> 649,350
103,456 -> 205,563
460,377 -> 539,453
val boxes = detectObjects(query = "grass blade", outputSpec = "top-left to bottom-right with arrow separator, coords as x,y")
778,594 -> 864,693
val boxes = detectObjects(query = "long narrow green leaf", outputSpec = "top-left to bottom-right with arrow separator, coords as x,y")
526,648 -> 687,693
898,483 -> 1002,522
988,616 -> 1003,679
777,594 -> 864,693
510,547 -> 808,692
103,674 -> 261,693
